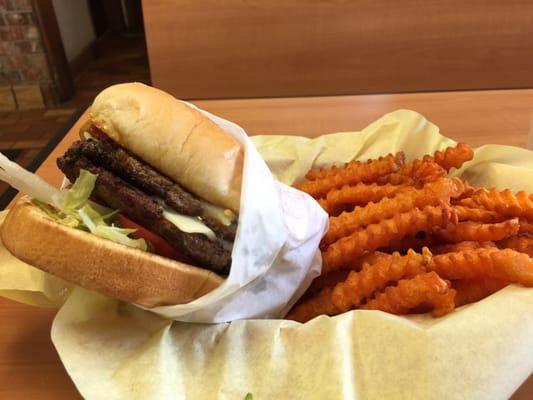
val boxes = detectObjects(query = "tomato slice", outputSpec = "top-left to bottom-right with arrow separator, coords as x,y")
88,125 -> 111,141
116,213 -> 192,264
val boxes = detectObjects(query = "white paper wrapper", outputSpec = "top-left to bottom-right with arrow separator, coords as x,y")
1,109 -> 533,399
145,103 -> 328,322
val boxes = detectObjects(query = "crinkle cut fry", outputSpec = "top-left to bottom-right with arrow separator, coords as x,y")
430,240 -> 496,255
426,142 -> 474,171
428,248 -> 533,286
322,204 -> 456,273
433,219 -> 519,243
519,219 -> 533,235
331,250 -> 430,312
298,154 -> 403,199
307,270 -> 350,295
454,181 -> 478,201
339,251 -> 393,272
380,234 -> 436,253
431,288 -> 457,317
455,198 -> 478,208
413,160 -> 448,183
467,188 -> 533,219
285,287 -> 340,323
360,272 -> 454,317
377,143 -> 473,185
395,143 -> 473,177
318,183 -> 413,215
376,173 -> 417,186
323,178 -> 463,246
378,160 -> 446,185
305,152 -> 405,181
310,254 -> 393,288
452,277 -> 509,307
453,206 -> 503,223
496,235 -> 533,257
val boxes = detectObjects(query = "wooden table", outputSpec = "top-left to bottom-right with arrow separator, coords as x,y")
1,89 -> 532,399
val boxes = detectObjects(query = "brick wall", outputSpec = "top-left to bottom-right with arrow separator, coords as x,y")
0,0 -> 53,109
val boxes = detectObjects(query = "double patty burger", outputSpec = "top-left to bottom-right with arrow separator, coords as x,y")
1,83 -> 244,306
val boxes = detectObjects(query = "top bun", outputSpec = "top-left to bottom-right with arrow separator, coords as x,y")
89,83 -> 243,212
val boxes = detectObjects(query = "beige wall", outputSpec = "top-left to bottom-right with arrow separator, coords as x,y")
52,0 -> 95,62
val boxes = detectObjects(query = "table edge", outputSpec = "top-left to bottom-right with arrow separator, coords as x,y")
0,105 -> 89,210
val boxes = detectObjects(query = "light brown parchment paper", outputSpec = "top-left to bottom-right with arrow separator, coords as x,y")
0,211 -> 71,307
1,110 -> 533,399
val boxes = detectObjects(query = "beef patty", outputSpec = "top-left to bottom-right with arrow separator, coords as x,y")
57,139 -> 233,274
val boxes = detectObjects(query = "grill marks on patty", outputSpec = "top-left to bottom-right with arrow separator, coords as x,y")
80,139 -> 202,213
71,139 -> 237,241
56,140 -> 232,274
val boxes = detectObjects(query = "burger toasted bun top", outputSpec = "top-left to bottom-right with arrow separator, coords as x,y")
89,82 -> 243,212
0,197 -> 224,307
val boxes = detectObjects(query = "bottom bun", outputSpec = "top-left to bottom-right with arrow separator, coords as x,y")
0,197 -> 224,307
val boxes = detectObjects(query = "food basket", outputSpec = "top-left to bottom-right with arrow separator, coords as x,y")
1,109 -> 532,400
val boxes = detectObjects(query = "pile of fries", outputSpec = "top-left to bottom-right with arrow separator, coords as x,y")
287,143 -> 533,323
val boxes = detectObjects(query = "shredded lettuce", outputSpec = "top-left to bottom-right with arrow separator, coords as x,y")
32,198 -> 81,228
77,202 -> 148,251
28,169 -> 148,251
0,151 -> 148,251
60,169 -> 97,211
92,226 -> 147,249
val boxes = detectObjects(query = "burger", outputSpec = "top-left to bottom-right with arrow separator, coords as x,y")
0,83 -> 244,307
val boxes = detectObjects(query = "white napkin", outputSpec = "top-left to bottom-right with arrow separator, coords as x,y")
144,103 -> 328,322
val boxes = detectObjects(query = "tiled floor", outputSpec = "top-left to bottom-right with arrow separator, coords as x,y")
0,32 -> 150,198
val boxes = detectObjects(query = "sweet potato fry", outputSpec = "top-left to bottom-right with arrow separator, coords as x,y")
380,234 -> 436,253
414,161 -> 448,183
285,287 -> 339,323
377,143 -> 473,186
292,141 -> 532,320
377,160 -> 446,185
453,206 -> 503,223
318,183 -> 413,215
323,178 -> 463,246
452,277 -> 509,307
360,272 -> 454,317
298,154 -> 403,199
331,250 -> 430,311
465,188 -> 533,219
496,235 -> 533,257
433,219 -> 519,243
519,219 -> 533,235
430,240 -> 496,255
431,288 -> 457,317
428,248 -> 533,286
455,197 -> 478,208
453,181 -> 478,202
307,271 -> 349,296
427,142 -> 474,172
339,251 -> 393,272
305,153 -> 405,181
375,172 -> 417,186
322,205 -> 455,272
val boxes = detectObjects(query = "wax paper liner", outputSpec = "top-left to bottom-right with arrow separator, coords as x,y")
1,109 -> 533,399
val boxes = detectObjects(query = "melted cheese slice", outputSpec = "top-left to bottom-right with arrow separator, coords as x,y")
163,208 -> 216,240
202,202 -> 235,226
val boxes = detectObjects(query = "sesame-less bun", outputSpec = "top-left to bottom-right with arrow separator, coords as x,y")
89,82 -> 243,212
0,197 -> 224,307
